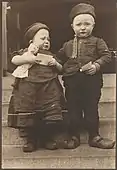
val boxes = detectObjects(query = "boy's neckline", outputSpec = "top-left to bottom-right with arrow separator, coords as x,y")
76,34 -> 92,39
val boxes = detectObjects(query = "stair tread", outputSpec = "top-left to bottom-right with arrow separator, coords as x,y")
2,75 -> 14,90
2,98 -> 116,104
2,85 -> 116,103
2,74 -> 116,90
2,117 -> 116,127
2,157 -> 115,169
2,100 -> 116,105
2,118 -> 116,145
2,144 -> 115,159
2,104 -> 116,124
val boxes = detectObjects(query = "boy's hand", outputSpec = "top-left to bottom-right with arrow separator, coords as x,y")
84,64 -> 97,75
48,58 -> 57,66
80,62 -> 100,75
28,43 -> 39,55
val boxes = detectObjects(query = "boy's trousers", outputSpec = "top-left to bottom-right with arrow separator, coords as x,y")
63,71 -> 103,138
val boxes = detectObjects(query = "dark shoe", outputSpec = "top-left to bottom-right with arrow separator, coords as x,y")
63,136 -> 80,149
89,135 -> 115,149
23,138 -> 36,152
45,140 -> 58,150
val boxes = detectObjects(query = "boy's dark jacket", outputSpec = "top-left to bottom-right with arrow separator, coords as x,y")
57,35 -> 112,76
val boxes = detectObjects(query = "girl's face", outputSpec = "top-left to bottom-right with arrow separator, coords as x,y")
33,29 -> 50,50
72,14 -> 95,38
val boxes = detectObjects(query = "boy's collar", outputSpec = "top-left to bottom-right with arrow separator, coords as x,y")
70,34 -> 93,44
76,34 -> 92,40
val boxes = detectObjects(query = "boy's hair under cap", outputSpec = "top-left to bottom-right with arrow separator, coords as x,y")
24,22 -> 49,44
69,3 -> 96,22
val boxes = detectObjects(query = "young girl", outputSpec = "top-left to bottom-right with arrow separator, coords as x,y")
8,22 -> 68,152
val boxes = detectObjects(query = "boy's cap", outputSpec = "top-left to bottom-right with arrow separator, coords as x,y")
24,22 -> 49,44
69,3 -> 96,22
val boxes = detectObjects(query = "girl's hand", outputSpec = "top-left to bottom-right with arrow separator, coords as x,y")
28,43 -> 39,55
48,58 -> 57,66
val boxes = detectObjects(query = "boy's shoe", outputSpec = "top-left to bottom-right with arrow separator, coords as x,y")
89,135 -> 115,149
63,136 -> 80,149
23,138 -> 37,152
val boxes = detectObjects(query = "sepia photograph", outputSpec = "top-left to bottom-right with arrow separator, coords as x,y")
2,0 -> 116,168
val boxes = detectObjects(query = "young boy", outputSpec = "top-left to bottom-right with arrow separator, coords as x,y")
57,3 -> 115,149
8,22 -> 67,152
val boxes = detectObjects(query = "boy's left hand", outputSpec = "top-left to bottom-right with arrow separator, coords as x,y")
84,64 -> 97,75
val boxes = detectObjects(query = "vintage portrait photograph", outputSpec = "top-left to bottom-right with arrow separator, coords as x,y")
2,0 -> 116,168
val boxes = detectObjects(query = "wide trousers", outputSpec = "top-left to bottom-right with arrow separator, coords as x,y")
8,77 -> 66,141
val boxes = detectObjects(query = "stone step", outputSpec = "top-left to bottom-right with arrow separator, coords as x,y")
2,101 -> 116,122
2,144 -> 115,169
2,118 -> 116,145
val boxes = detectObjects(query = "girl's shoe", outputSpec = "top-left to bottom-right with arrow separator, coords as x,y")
23,138 -> 37,152
45,141 -> 58,150
63,136 -> 80,149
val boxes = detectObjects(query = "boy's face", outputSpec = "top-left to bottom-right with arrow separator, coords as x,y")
33,29 -> 50,50
72,14 -> 95,38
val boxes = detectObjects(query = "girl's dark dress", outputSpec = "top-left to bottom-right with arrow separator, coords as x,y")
8,50 -> 66,141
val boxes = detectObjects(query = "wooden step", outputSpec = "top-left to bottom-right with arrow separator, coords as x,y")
3,73 -> 115,89
2,89 -> 13,103
2,74 -> 116,121
2,74 -> 116,169
2,74 -> 116,102
2,76 -> 116,120
2,74 -> 14,90
2,85 -> 116,103
58,74 -> 116,88
2,144 -> 115,169
100,87 -> 116,102
98,101 -> 116,118
102,74 -> 116,87
2,118 -> 116,145
2,101 -> 116,122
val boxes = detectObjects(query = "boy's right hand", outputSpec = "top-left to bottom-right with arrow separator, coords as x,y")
28,43 -> 39,55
